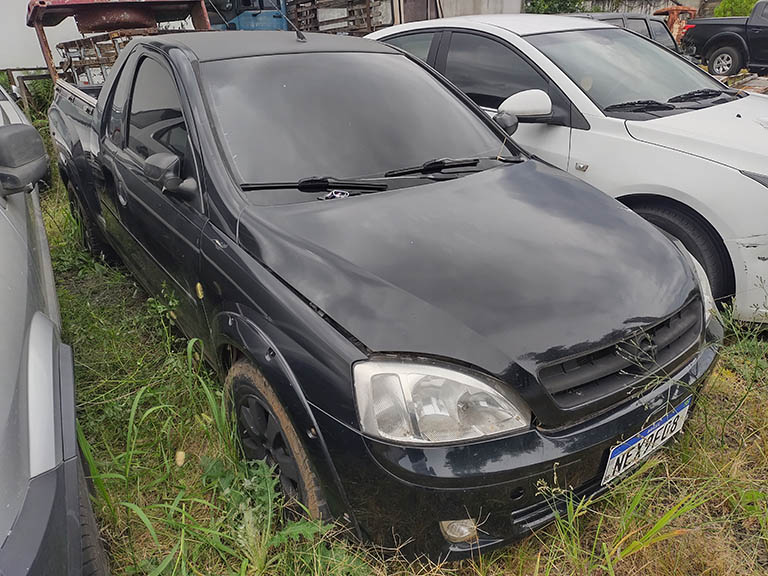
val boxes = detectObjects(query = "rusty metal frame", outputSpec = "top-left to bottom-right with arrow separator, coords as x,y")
27,0 -> 211,82
2,68 -> 61,115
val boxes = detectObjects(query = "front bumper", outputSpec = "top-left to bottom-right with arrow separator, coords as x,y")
316,324 -> 721,559
729,234 -> 768,322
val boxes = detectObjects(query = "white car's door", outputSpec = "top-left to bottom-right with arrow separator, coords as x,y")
435,31 -> 573,170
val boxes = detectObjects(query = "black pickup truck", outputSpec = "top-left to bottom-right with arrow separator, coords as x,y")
682,0 -> 768,75
49,30 -> 720,558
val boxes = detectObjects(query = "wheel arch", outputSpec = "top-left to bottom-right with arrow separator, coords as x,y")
618,193 -> 736,295
703,33 -> 748,63
211,310 -> 359,533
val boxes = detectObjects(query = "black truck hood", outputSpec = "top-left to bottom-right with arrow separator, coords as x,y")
238,160 -> 696,376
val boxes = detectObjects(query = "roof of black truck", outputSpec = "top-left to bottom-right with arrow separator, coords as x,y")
147,30 -> 397,62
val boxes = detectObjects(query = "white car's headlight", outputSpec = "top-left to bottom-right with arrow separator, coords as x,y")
353,360 -> 531,444
690,255 -> 715,323
668,238 -> 715,323
742,170 -> 768,189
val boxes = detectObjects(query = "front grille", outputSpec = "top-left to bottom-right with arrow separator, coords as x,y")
538,299 -> 702,410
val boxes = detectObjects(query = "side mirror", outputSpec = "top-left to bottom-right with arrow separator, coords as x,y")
143,153 -> 198,202
497,89 -> 553,123
0,124 -> 49,198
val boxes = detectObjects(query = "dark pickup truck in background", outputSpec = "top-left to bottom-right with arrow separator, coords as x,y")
682,0 -> 768,75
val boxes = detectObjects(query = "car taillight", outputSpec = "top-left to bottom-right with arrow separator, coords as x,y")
683,24 -> 696,33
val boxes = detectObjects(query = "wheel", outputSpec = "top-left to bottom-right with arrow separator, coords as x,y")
78,458 -> 111,576
631,202 -> 734,302
226,360 -> 328,519
707,46 -> 743,76
67,182 -> 115,262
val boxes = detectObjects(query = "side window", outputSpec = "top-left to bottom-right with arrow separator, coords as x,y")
105,60 -> 135,147
444,32 -> 548,109
385,32 -> 435,62
627,18 -> 651,37
127,58 -> 193,178
649,20 -> 676,49
604,18 -> 624,26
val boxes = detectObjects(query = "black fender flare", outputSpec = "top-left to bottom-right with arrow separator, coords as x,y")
703,32 -> 749,62
210,308 -> 359,534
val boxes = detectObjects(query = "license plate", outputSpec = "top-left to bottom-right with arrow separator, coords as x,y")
601,396 -> 691,486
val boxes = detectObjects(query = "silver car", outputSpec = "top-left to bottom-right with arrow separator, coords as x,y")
0,85 -> 109,575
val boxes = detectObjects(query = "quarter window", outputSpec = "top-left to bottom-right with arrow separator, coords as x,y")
603,18 -> 624,26
127,58 -> 192,177
649,20 -> 676,49
385,32 -> 435,62
627,18 -> 651,37
444,32 -> 548,109
105,60 -> 135,147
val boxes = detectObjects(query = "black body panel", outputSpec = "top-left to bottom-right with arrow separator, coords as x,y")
46,30 -> 720,557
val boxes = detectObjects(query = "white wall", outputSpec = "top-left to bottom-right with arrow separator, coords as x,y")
0,0 -> 79,68
440,0 -> 522,16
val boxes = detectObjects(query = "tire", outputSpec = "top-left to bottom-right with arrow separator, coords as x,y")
67,182 -> 115,262
226,360 -> 329,520
631,202 -> 734,302
78,458 -> 111,576
707,46 -> 743,76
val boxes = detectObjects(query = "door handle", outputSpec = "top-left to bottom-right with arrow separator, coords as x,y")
212,238 -> 227,250
117,183 -> 127,207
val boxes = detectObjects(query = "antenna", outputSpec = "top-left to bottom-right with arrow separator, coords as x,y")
267,0 -> 307,42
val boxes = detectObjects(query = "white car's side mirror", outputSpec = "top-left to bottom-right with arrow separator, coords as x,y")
498,89 -> 553,121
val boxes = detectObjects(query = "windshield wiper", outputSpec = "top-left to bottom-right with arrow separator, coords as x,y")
667,88 -> 733,103
604,100 -> 676,112
241,176 -> 388,193
384,155 -> 522,178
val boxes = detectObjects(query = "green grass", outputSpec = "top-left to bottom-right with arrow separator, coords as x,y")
41,177 -> 768,576
28,78 -> 766,572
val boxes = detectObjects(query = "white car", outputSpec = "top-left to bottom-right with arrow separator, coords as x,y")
369,15 -> 768,321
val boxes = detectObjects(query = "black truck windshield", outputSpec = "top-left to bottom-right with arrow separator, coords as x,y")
200,52 -> 510,188
528,28 -> 730,117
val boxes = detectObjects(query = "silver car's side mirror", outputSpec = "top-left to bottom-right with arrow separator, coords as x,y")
498,89 -> 553,123
0,124 -> 48,197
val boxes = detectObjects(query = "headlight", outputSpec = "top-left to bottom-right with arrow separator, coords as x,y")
689,255 -> 715,323
741,170 -> 768,189
353,359 -> 531,444
668,238 -> 715,323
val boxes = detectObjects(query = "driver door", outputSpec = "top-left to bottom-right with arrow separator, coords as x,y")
747,2 -> 768,65
113,54 -> 209,338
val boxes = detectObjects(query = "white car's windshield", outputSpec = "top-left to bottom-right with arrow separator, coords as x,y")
528,28 -> 733,116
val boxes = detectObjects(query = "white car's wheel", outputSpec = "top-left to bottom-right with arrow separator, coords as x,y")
632,202 -> 734,304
